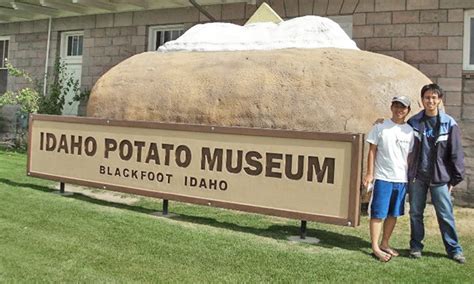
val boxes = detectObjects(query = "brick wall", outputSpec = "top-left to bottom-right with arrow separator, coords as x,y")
461,76 -> 474,206
1,19 -> 61,94
4,29 -> 49,91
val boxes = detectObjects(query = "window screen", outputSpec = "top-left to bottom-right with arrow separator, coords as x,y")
154,29 -> 184,51
0,39 -> 9,94
66,35 -> 83,56
471,18 -> 474,65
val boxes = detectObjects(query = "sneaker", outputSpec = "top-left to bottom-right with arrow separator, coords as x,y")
452,253 -> 466,264
409,250 -> 422,259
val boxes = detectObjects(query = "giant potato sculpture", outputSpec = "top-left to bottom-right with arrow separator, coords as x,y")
87,48 -> 430,135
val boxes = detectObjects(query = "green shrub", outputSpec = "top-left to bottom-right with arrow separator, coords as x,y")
0,63 -> 40,114
38,58 -> 80,114
0,59 -> 81,149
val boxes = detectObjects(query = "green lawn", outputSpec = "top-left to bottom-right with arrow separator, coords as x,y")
0,149 -> 473,282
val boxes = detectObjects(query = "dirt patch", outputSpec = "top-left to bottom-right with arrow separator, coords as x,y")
410,204 -> 474,236
55,184 -> 140,205
451,207 -> 474,235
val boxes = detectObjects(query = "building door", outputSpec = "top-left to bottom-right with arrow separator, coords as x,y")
60,31 -> 83,115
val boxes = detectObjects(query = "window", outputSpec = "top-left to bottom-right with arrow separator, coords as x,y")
464,10 -> 474,70
148,25 -> 184,51
67,34 -> 83,56
60,31 -> 84,64
0,36 -> 9,94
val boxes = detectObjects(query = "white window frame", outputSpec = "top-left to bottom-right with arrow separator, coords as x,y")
147,24 -> 184,51
60,31 -> 84,64
463,10 -> 474,70
0,36 -> 10,69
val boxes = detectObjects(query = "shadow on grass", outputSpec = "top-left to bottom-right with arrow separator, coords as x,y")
170,213 -> 371,252
395,249 -> 447,259
0,177 -> 157,215
0,177 -> 55,193
3,176 -> 370,252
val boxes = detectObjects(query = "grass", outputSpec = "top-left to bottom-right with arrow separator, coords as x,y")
0,149 -> 473,282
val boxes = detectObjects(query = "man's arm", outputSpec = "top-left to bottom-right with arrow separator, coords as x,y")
448,125 -> 465,188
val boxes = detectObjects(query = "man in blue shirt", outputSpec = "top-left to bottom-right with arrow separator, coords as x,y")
407,84 -> 466,264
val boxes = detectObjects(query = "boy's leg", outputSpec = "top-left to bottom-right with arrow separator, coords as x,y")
380,182 -> 406,257
370,218 -> 391,262
380,217 -> 399,256
430,183 -> 463,257
369,180 -> 392,262
409,179 -> 428,253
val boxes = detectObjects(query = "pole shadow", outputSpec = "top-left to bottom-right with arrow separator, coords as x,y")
168,213 -> 371,252
0,177 -> 55,193
0,177 -> 156,214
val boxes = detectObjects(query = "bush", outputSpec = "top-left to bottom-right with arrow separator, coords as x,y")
38,58 -> 80,115
0,63 -> 40,114
0,59 -> 81,148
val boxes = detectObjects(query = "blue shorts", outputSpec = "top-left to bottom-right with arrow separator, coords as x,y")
369,179 -> 407,219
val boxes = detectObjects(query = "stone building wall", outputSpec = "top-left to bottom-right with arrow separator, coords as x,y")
0,0 -> 473,205
460,76 -> 474,206
2,21 -> 49,92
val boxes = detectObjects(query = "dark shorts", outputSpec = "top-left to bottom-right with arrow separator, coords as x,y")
369,179 -> 407,219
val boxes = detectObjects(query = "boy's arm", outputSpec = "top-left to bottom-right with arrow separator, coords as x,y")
448,125 -> 465,188
363,143 -> 377,188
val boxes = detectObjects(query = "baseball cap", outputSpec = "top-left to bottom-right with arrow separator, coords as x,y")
391,96 -> 411,107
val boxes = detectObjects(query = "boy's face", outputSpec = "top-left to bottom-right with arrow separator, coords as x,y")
422,90 -> 441,112
391,102 -> 410,120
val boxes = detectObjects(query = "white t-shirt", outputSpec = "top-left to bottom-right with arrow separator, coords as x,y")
366,119 -> 414,182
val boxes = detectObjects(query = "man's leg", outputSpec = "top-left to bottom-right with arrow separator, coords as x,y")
409,179 -> 428,253
430,183 -> 463,257
370,218 -> 391,262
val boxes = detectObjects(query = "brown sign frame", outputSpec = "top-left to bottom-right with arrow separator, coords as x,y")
27,114 -> 363,227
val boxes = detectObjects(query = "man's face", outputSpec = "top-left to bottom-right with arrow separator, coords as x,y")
422,90 -> 441,112
391,102 -> 410,120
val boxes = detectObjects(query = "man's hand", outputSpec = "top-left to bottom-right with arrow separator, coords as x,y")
449,185 -> 453,193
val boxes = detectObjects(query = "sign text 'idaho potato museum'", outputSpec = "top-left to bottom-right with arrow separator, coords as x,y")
28,115 -> 363,226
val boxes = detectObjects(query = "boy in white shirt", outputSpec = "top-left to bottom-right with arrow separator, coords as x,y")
363,96 -> 414,262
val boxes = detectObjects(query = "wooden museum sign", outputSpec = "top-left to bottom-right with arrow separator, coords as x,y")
27,114 -> 363,227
